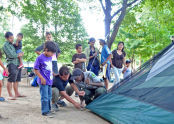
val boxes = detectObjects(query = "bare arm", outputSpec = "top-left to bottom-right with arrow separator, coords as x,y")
0,59 -> 6,70
78,58 -> 87,63
15,40 -> 19,47
35,51 -> 41,55
70,83 -> 85,96
102,54 -> 112,65
60,91 -> 81,109
72,60 -> 80,64
86,78 -> 104,87
34,69 -> 46,85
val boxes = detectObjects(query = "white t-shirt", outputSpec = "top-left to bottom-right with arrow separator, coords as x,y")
52,53 -> 57,61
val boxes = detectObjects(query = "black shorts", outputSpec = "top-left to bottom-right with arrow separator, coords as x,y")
8,63 -> 21,83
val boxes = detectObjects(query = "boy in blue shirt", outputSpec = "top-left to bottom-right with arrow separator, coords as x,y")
99,39 -> 112,90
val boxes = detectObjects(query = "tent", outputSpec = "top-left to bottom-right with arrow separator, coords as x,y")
87,42 -> 174,124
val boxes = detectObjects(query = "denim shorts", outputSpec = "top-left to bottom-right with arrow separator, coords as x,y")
16,49 -> 22,54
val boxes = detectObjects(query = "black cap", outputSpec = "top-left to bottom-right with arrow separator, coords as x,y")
126,60 -> 131,64
71,68 -> 83,80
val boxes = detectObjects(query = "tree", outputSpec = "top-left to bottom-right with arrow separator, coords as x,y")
99,0 -> 143,48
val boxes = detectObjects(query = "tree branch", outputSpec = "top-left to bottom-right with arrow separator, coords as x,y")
99,0 -> 106,14
111,0 -> 140,20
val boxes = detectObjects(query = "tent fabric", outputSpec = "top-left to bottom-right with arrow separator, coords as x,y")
87,42 -> 174,124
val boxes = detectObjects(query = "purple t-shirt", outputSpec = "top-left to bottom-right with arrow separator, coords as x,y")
34,54 -> 53,85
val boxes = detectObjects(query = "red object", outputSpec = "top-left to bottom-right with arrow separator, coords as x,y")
3,71 -> 8,77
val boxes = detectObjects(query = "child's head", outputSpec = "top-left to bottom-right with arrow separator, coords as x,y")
5,32 -> 14,43
17,33 -> 23,41
44,41 -> 57,57
126,60 -> 131,67
72,68 -> 83,83
59,66 -> 70,81
88,37 -> 96,47
76,44 -> 82,53
99,39 -> 106,46
45,32 -> 52,41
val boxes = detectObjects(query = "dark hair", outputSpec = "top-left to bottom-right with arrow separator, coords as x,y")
88,37 -> 96,44
126,60 -> 131,64
0,50 -> 2,58
117,41 -> 125,52
59,66 -> 70,76
44,41 -> 57,53
5,32 -> 13,38
46,32 -> 51,36
17,33 -> 23,38
75,44 -> 82,49
99,39 -> 106,44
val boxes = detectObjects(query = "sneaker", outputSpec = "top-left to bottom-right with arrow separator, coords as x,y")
18,64 -> 24,69
0,97 -> 5,102
52,104 -> 59,112
42,112 -> 54,118
57,100 -> 67,107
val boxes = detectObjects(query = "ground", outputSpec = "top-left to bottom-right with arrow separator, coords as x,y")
0,79 -> 110,124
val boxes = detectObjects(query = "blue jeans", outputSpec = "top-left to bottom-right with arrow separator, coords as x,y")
52,61 -> 58,74
112,67 -> 123,85
39,84 -> 52,115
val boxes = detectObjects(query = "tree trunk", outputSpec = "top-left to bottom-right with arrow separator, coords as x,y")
108,0 -> 128,49
104,0 -> 112,43
42,24 -> 45,42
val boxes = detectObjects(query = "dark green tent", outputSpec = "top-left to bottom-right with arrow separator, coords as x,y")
87,42 -> 174,124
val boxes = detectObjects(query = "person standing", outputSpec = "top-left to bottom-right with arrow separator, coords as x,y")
35,32 -> 61,75
3,32 -> 25,100
34,41 -> 57,117
111,42 -> 126,85
85,38 -> 100,76
99,39 -> 112,90
0,50 -> 8,101
72,44 -> 87,72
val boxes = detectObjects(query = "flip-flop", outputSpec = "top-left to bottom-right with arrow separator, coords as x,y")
0,97 -> 5,102
16,95 -> 26,98
8,97 -> 16,100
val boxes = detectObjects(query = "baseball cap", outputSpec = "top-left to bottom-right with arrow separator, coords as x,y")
71,68 -> 83,80
88,37 -> 96,44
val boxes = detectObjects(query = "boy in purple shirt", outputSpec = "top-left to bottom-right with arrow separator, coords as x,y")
34,41 -> 57,117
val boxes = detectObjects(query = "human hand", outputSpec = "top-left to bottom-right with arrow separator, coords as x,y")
85,78 -> 90,85
76,58 -> 80,61
78,91 -> 85,96
41,77 -> 46,85
111,64 -> 114,68
102,61 -> 106,66
74,102 -> 81,109
18,52 -> 24,57
5,68 -> 9,75
94,52 -> 97,56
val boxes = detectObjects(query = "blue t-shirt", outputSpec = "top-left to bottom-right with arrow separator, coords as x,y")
101,45 -> 111,64
34,54 -> 53,85
124,68 -> 132,78
52,75 -> 73,91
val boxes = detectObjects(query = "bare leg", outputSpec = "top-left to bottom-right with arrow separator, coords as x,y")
14,82 -> 25,97
18,56 -> 23,66
7,82 -> 16,100
0,81 -> 2,97
104,79 -> 109,90
14,82 -> 20,97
